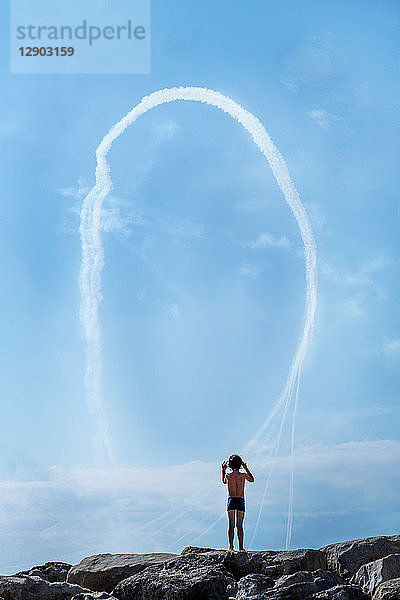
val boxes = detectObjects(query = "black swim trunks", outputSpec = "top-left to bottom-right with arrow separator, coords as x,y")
227,496 -> 245,512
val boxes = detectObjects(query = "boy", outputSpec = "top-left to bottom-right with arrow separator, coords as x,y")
221,454 -> 254,551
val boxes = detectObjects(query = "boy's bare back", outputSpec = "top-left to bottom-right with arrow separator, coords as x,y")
226,470 -> 247,498
222,459 -> 254,497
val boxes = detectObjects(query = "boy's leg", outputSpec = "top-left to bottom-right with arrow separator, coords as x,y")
236,510 -> 245,551
227,510 -> 235,550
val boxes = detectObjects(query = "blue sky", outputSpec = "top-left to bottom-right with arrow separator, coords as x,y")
0,0 -> 399,574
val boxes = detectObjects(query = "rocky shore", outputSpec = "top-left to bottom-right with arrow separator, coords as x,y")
1,535 -> 400,599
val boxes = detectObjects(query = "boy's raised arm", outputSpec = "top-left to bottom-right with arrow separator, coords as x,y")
242,461 -> 255,482
221,461 -> 228,484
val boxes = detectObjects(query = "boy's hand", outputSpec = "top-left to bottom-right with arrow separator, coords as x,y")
222,461 -> 228,469
242,461 -> 255,482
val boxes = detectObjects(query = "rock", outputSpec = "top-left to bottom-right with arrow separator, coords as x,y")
15,561 -> 72,582
260,550 -> 327,578
8,537 -> 400,599
321,536 -> 400,578
350,554 -> 400,596
71,594 -> 118,600
67,552 -> 177,593
0,574 -> 93,600
112,553 -> 235,600
307,584 -> 369,600
229,570 -> 342,600
373,577 -> 400,600
236,574 -> 274,599
222,551 -> 266,580
181,547 -> 218,556
181,547 -> 326,580
109,546 -> 327,599
226,579 -> 239,599
265,570 -> 342,599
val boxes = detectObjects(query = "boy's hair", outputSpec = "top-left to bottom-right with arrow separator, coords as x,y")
228,454 -> 242,470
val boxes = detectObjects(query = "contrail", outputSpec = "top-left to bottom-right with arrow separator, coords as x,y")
79,86 -> 317,541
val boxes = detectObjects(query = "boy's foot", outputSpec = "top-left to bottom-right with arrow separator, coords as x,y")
238,547 -> 245,551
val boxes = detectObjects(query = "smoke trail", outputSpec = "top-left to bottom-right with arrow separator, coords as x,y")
79,86 -> 317,540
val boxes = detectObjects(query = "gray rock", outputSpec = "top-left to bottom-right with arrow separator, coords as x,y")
15,561 -> 72,582
267,570 -> 342,599
321,536 -> 400,578
373,577 -> 400,600
226,579 -> 239,599
260,550 -> 327,578
0,574 -> 93,600
236,574 -> 274,599
112,553 -> 235,600
223,551 -> 266,580
351,554 -> 400,596
67,552 -> 177,593
71,594 -> 118,600
181,547 -> 218,556
307,584 -> 369,600
181,547 -> 326,580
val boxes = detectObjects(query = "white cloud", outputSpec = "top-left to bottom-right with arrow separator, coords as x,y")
58,172 -> 149,239
163,217 -> 206,242
382,338 -> 400,356
58,116 -> 177,239
340,295 -> 369,320
307,109 -> 341,130
245,233 -> 291,250
282,35 -> 335,92
151,120 -> 179,141
238,263 -> 261,277
320,253 -> 390,320
169,303 -> 182,322
99,195 -> 145,238
304,202 -> 329,237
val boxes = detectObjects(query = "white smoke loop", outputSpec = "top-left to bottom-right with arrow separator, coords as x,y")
79,86 -> 317,545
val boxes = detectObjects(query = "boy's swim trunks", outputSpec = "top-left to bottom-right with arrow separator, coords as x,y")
227,496 -> 245,512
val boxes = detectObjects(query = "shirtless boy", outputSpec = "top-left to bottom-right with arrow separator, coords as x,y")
221,454 -> 254,551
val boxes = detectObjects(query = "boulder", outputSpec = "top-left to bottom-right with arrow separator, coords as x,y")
15,561 -> 72,582
350,554 -> 400,596
112,553 -> 235,600
231,570 -> 341,600
181,547 -> 326,580
307,585 -> 369,600
0,574 -> 93,600
223,551 -> 267,580
265,570 -> 342,599
226,579 -> 239,599
260,550 -> 327,578
320,536 -> 400,578
236,573 -> 274,599
67,552 -> 177,593
373,577 -> 400,600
